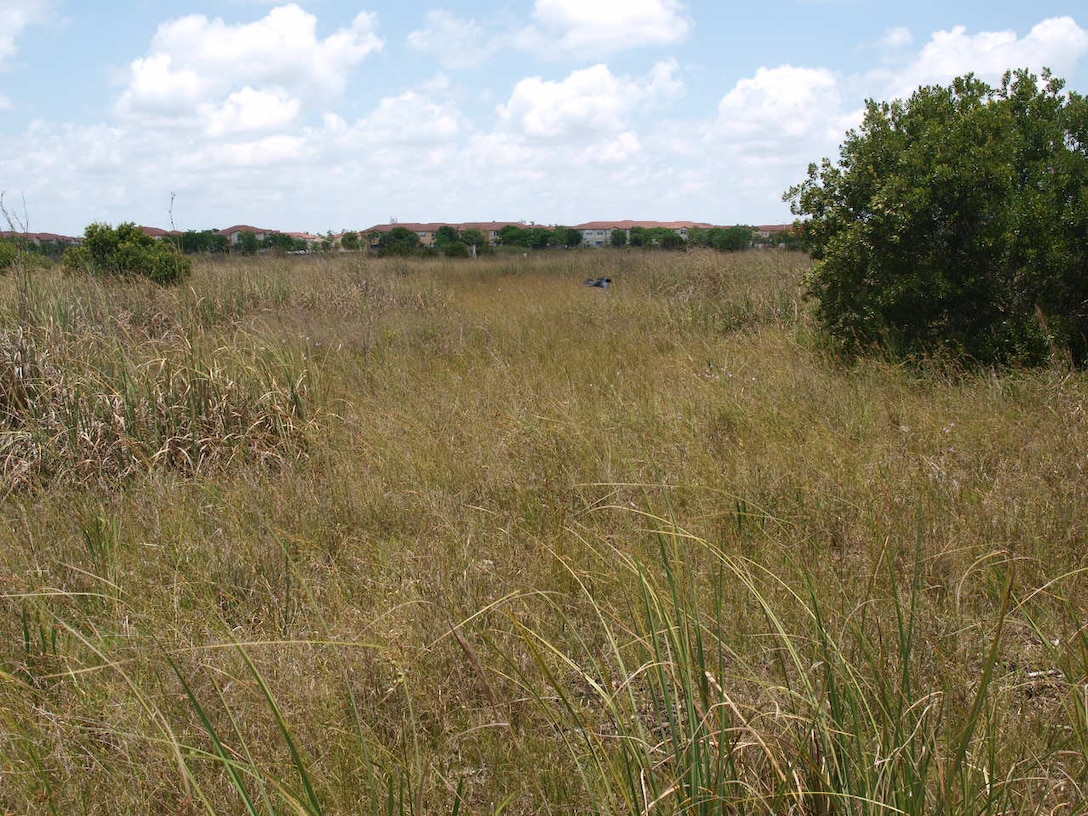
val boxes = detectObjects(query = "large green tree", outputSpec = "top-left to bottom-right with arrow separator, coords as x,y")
787,69 -> 1088,365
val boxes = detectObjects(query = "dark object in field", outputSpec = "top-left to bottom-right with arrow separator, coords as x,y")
585,277 -> 612,289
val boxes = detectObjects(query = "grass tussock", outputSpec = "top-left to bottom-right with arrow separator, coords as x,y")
2,248 -> 1088,814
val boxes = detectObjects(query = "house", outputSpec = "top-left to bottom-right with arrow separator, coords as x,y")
455,221 -> 525,245
361,221 -> 526,248
216,225 -> 280,246
360,222 -> 456,248
286,231 -> 322,247
572,220 -> 715,248
138,226 -> 187,242
359,222 -> 445,248
755,224 -> 792,239
0,231 -> 81,247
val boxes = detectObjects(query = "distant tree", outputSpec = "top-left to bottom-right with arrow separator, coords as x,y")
237,231 -> 260,255
179,230 -> 230,254
628,226 -> 646,247
211,233 -> 229,254
528,227 -> 554,249
63,221 -> 191,285
459,228 -> 484,247
710,226 -> 754,251
32,239 -> 66,261
459,228 -> 492,255
551,226 -> 582,248
179,229 -> 227,254
363,231 -> 383,252
264,232 -> 307,254
340,231 -> 360,251
778,228 -> 804,251
378,226 -> 422,257
658,230 -> 686,250
434,225 -> 460,249
442,240 -> 471,258
0,238 -> 19,271
498,224 -> 531,247
609,229 -> 627,248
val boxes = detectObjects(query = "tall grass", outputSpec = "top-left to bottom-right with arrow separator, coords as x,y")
1,249 -> 1087,814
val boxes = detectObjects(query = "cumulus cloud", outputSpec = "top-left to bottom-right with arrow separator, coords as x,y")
202,87 -> 301,136
115,3 -> 383,133
407,10 -> 497,70
497,60 -> 683,140
0,0 -> 53,66
0,0 -> 54,107
583,131 -> 642,164
886,16 -> 1088,99
180,134 -> 308,170
517,0 -> 691,57
340,88 -> 464,147
717,65 -> 846,143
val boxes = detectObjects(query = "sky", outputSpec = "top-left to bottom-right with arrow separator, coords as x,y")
1,1 -> 1086,236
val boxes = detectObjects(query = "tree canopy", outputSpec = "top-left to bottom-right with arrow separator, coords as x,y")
375,227 -> 422,257
63,222 -> 191,285
787,69 -> 1088,365
689,226 -> 754,251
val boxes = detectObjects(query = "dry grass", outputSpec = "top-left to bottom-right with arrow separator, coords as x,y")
1,248 -> 1087,814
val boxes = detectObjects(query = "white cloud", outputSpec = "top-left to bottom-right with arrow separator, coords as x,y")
115,3 -> 383,130
346,89 -> 464,146
518,0 -> 691,57
407,11 -> 497,70
717,65 -> 849,145
887,16 -> 1088,99
181,134 -> 308,170
624,64 -> 863,221
118,54 -> 207,119
879,27 -> 913,50
582,131 -> 642,164
498,61 -> 683,139
0,0 -> 53,66
202,87 -> 301,136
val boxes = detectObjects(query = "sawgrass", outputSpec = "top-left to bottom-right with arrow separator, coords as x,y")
1,248 -> 1087,814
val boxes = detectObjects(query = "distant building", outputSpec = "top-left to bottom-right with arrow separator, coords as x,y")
571,220 -> 716,248
755,224 -> 792,239
361,221 -> 525,248
0,230 -> 82,248
216,225 -> 279,246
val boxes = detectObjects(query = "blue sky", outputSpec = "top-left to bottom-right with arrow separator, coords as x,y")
1,1 -> 1086,235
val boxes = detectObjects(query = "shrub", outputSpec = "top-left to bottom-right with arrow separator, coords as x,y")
786,69 -> 1088,365
64,222 -> 192,285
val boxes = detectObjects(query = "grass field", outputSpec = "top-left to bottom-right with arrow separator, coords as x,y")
2,248 -> 1087,814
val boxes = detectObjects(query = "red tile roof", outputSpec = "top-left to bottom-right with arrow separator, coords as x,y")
362,221 -> 529,234
1,230 -> 80,243
216,225 -> 278,236
573,220 -> 715,230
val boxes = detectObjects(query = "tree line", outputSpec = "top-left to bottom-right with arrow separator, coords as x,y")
369,223 -> 801,257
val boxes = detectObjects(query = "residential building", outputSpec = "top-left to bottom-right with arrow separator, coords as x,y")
572,220 -> 716,247
1,231 -> 81,246
361,221 -> 526,248
216,225 -> 280,246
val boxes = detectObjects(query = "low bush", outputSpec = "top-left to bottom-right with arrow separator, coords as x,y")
63,222 -> 191,285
